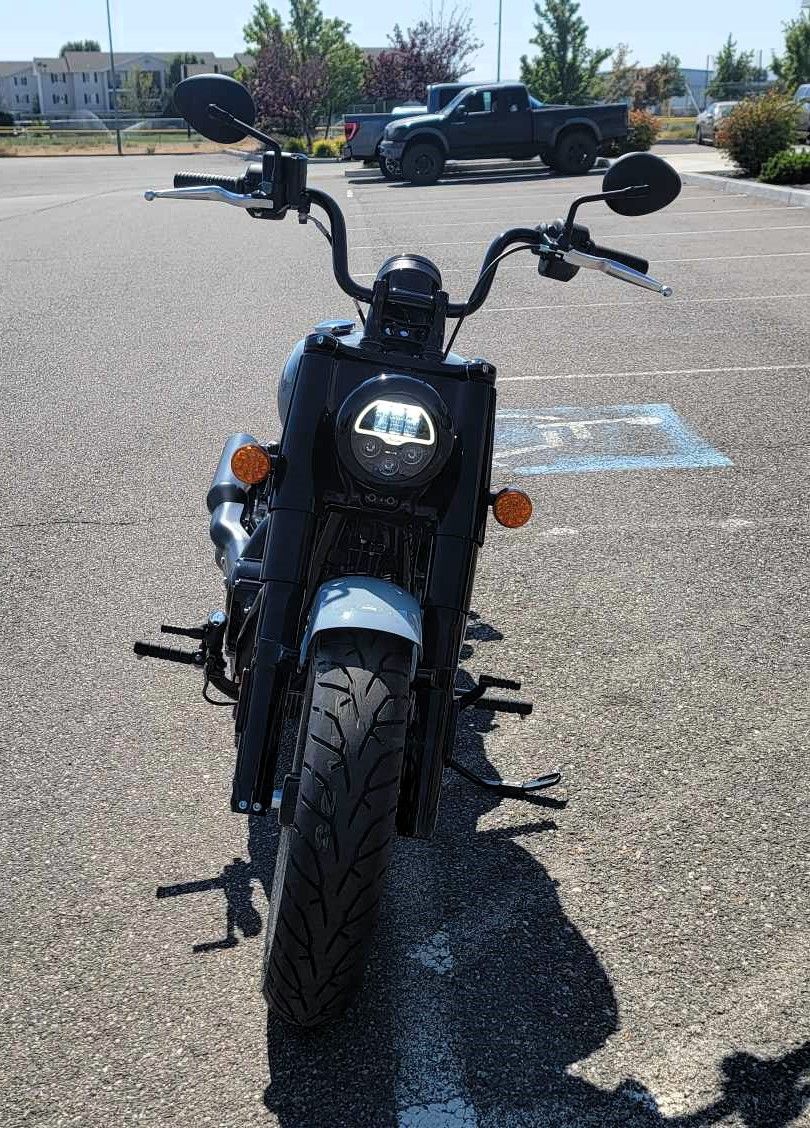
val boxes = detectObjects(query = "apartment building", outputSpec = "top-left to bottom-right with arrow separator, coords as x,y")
0,51 -> 255,117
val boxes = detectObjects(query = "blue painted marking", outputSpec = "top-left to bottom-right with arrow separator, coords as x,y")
493,404 -> 732,476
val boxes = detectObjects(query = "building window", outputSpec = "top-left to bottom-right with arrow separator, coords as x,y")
14,94 -> 19,103
93,72 -> 98,82
84,93 -> 89,104
82,73 -> 88,83
61,73 -> 66,83
21,75 -> 27,85
51,73 -> 57,83
25,93 -> 30,102
13,76 -> 18,85
52,93 -> 59,103
95,92 -> 99,103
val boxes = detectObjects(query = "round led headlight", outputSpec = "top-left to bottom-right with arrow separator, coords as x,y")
336,376 -> 453,490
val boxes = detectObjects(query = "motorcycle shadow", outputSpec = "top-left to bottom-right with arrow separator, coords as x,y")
158,620 -> 810,1128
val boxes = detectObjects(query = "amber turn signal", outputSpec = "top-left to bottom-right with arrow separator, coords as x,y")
231,443 -> 272,486
492,487 -> 532,528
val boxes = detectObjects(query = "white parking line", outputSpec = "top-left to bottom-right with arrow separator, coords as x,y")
352,225 -> 810,252
346,205 -> 803,234
497,362 -> 810,384
532,515 -> 810,538
480,291 -> 810,314
352,250 -> 810,278
343,191 -> 743,213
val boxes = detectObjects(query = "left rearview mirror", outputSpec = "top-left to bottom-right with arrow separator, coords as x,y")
173,74 -> 256,144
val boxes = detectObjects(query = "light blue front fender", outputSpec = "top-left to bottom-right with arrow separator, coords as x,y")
299,576 -> 422,667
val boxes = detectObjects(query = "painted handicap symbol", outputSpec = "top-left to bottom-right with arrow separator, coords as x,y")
493,403 -> 732,476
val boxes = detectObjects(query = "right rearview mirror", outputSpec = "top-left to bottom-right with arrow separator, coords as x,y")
602,152 -> 681,216
173,74 -> 257,144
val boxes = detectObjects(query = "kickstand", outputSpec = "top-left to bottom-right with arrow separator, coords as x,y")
449,757 -> 562,801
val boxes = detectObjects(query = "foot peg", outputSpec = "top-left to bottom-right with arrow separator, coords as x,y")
133,641 -> 204,665
449,757 -> 561,801
134,611 -> 238,701
457,673 -> 532,716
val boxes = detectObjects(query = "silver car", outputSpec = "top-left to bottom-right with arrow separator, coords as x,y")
696,101 -> 739,145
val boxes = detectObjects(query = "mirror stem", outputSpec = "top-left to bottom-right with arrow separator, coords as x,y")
559,184 -> 649,248
207,103 -> 281,159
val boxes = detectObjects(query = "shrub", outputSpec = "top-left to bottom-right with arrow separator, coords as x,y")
602,109 -> 660,156
311,138 -> 341,157
759,147 -> 810,183
715,91 -> 800,177
626,108 -> 660,151
284,136 -> 308,153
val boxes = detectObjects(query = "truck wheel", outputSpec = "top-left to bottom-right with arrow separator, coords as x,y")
696,127 -> 704,145
551,129 -> 598,175
401,142 -> 445,185
540,149 -> 553,166
262,629 -> 411,1027
378,155 -> 400,180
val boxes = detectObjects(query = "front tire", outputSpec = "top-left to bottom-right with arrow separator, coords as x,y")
401,142 -> 445,185
378,154 -> 401,180
262,629 -> 411,1027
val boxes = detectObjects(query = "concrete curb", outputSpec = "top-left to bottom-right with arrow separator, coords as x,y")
677,169 -> 810,208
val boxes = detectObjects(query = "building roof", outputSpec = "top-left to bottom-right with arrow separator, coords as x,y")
33,56 -> 68,72
0,61 -> 31,76
60,51 -> 216,72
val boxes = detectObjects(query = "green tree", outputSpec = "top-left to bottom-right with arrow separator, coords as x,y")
59,40 -> 101,56
520,0 -> 611,105
245,0 -> 364,142
707,35 -> 760,101
773,12 -> 810,92
120,68 -> 158,116
599,43 -> 638,103
638,52 -> 686,109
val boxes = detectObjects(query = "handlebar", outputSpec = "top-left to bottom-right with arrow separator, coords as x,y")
174,171 -> 248,193
589,243 -> 649,275
144,169 -> 672,316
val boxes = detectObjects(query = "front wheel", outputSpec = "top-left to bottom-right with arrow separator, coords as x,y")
378,154 -> 401,180
401,142 -> 445,185
262,629 -> 411,1027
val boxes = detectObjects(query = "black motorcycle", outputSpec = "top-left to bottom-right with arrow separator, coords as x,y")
136,74 -> 681,1027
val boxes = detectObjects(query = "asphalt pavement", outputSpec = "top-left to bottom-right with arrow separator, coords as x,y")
1,150 -> 808,1128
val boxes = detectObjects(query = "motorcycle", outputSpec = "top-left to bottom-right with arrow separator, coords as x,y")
136,74 -> 681,1027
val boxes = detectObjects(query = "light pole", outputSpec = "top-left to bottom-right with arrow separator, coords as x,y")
496,0 -> 503,82
106,0 -> 122,155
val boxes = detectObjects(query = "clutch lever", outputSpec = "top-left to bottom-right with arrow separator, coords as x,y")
562,246 -> 672,296
144,185 -> 276,210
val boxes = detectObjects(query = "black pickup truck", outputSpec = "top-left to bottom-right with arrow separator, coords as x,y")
378,82 -> 628,184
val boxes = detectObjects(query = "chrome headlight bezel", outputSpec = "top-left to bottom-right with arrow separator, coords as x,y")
335,375 -> 454,491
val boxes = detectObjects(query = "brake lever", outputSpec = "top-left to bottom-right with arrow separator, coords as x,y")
562,247 -> 672,296
143,185 -> 276,210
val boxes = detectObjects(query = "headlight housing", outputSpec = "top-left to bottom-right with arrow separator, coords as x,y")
336,376 -> 453,491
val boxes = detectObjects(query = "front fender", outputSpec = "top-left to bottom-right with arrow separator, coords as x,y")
300,576 -> 422,667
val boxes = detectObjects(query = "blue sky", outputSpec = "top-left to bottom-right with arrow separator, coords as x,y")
0,0 -> 802,71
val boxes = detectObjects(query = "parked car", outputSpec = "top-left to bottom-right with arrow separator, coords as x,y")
695,101 -> 739,145
378,82 -> 628,184
343,82 -> 546,176
794,83 -> 810,142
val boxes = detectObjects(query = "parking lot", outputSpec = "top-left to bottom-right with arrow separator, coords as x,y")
1,151 -> 809,1128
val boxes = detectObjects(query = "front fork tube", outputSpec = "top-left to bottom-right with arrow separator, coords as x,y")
397,535 -> 478,838
231,509 -> 316,814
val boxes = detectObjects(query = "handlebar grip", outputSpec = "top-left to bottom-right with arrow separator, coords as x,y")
173,171 -> 245,192
589,243 -> 649,275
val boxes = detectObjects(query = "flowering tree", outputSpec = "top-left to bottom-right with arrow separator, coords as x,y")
251,25 -> 329,145
364,5 -> 481,104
